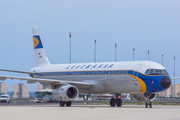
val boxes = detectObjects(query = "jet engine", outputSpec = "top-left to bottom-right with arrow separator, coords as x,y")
130,93 -> 157,102
52,85 -> 79,101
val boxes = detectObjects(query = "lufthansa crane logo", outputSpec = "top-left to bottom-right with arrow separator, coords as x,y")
33,37 -> 39,48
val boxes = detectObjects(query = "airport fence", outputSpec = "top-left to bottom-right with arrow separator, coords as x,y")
9,98 -> 180,104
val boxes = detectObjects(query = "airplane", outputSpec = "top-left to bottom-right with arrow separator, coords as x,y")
0,26 -> 172,108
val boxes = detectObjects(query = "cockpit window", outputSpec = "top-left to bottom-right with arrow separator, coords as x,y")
145,69 -> 150,74
145,69 -> 169,75
162,69 -> 168,74
155,69 -> 162,74
149,69 -> 155,74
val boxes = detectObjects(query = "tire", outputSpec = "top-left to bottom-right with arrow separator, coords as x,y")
110,98 -> 116,107
66,101 -> 72,107
59,101 -> 65,107
116,98 -> 122,107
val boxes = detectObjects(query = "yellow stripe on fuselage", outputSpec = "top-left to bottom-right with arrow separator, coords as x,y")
129,75 -> 146,94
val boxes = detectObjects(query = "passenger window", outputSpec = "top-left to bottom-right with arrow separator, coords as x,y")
149,69 -> 154,74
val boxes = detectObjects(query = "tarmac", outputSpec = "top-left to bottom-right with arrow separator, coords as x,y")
0,103 -> 180,120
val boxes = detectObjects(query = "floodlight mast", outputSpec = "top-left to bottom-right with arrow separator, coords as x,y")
115,43 -> 117,62
69,32 -> 71,64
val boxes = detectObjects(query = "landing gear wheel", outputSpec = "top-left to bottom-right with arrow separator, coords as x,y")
116,98 -> 122,107
110,98 -> 116,107
150,102 -> 152,108
66,101 -> 72,107
59,101 -> 65,107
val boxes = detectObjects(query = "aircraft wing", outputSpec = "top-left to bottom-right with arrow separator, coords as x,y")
0,75 -> 92,89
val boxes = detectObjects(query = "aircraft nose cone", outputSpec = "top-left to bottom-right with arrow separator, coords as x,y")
161,76 -> 171,89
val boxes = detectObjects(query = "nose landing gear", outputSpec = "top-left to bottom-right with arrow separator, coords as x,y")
110,94 -> 122,107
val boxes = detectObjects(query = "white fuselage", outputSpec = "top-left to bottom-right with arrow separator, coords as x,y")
30,61 -> 168,94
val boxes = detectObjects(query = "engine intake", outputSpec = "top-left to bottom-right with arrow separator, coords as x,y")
52,85 -> 79,101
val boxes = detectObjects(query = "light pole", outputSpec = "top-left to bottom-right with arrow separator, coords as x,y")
115,43 -> 117,62
133,48 -> 135,61
162,54 -> 163,65
94,40 -> 96,62
174,56 -> 175,98
148,50 -> 149,61
69,32 -> 71,64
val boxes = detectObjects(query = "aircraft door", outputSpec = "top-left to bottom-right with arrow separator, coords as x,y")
68,65 -> 75,81
68,69 -> 71,81
102,69 -> 106,80
102,64 -> 107,80
133,64 -> 142,80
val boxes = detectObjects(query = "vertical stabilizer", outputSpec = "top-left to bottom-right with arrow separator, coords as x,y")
32,26 -> 51,67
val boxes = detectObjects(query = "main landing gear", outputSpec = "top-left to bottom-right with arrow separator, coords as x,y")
145,94 -> 152,108
110,94 -> 122,107
59,101 -> 72,107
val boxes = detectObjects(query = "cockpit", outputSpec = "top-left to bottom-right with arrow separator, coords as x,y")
145,69 -> 169,75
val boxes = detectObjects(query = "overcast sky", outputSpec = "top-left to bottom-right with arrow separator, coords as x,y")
0,0 -> 180,91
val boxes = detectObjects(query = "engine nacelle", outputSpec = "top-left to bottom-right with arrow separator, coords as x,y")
52,85 -> 79,101
130,93 -> 157,102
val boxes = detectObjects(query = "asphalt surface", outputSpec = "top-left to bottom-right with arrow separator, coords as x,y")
0,102 -> 180,120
